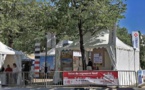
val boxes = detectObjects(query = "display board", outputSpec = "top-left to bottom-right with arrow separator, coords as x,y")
93,53 -> 103,64
61,50 -> 73,71
63,71 -> 118,85
92,48 -> 105,67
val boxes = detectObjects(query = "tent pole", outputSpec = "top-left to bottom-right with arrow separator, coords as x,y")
134,48 -> 136,71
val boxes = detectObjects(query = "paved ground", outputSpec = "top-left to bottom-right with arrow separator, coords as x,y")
1,87 -> 145,90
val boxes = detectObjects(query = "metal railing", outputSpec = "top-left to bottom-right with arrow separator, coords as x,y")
0,70 -> 138,88
118,70 -> 137,87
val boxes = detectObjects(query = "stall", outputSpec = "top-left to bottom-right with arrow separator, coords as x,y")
53,29 -> 140,86
0,41 -> 23,85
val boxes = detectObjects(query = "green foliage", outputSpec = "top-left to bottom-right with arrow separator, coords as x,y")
117,26 -> 132,46
0,0 -> 126,55
52,0 -> 126,35
139,31 -> 145,69
0,0 -> 53,53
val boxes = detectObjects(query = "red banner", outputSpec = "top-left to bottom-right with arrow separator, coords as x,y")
63,71 -> 118,85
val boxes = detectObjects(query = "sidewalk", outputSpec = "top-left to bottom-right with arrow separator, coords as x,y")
1,86 -> 145,90
1,87 -> 145,90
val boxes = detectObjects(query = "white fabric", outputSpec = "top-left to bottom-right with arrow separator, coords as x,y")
67,30 -> 109,50
63,30 -> 140,72
15,54 -> 23,85
0,73 -> 6,85
53,48 -> 62,84
87,66 -> 92,70
0,41 -> 22,55
0,54 -> 6,68
118,71 -> 136,86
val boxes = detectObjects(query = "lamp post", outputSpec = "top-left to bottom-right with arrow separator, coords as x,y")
45,33 -> 48,74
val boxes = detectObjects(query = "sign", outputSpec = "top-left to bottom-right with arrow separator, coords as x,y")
63,71 -> 118,85
94,54 -> 103,63
138,70 -> 145,85
61,50 -> 73,71
132,31 -> 139,49
93,53 -> 103,66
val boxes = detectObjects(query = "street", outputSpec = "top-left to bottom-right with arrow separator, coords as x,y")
1,87 -> 145,90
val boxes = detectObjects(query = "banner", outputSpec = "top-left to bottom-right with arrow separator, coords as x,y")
63,71 -> 118,85
132,31 -> 139,49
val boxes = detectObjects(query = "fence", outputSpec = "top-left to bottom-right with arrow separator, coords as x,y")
0,70 -> 138,88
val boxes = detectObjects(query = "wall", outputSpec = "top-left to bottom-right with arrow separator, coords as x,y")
4,55 -> 16,69
91,48 -> 111,70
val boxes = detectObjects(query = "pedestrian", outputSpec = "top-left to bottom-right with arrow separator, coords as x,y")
12,63 -> 19,84
23,62 -> 30,85
87,58 -> 93,70
5,65 -> 12,84
5,65 -> 12,72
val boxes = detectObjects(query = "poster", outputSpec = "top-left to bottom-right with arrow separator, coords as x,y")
61,50 -> 73,71
63,71 -> 118,85
94,53 -> 103,64
40,56 -> 55,72
61,58 -> 73,71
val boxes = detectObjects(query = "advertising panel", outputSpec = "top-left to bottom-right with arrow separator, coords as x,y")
61,50 -> 73,71
63,71 -> 118,85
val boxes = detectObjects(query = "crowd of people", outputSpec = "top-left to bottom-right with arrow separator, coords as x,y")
0,62 -> 31,85
0,63 -> 19,85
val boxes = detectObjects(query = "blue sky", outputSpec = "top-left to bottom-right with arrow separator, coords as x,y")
119,0 -> 145,34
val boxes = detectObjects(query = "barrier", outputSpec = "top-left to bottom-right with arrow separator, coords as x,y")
0,70 -> 138,88
118,70 -> 137,87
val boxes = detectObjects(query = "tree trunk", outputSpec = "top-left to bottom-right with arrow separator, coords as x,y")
8,34 -> 13,48
78,19 -> 86,70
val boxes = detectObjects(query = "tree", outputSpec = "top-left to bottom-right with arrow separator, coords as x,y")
51,0 -> 126,70
0,0 -> 54,53
139,31 -> 145,69
117,26 -> 132,46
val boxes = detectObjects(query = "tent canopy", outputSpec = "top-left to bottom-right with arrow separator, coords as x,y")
0,41 -> 22,55
53,30 -> 140,85
58,30 -> 140,71
41,40 -> 73,56
65,30 -> 138,51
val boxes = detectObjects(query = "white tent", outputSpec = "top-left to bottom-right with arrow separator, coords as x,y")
41,40 -> 81,56
53,30 -> 140,85
0,41 -> 23,85
60,30 -> 140,71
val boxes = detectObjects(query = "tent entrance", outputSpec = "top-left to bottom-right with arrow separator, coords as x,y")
90,48 -> 112,70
